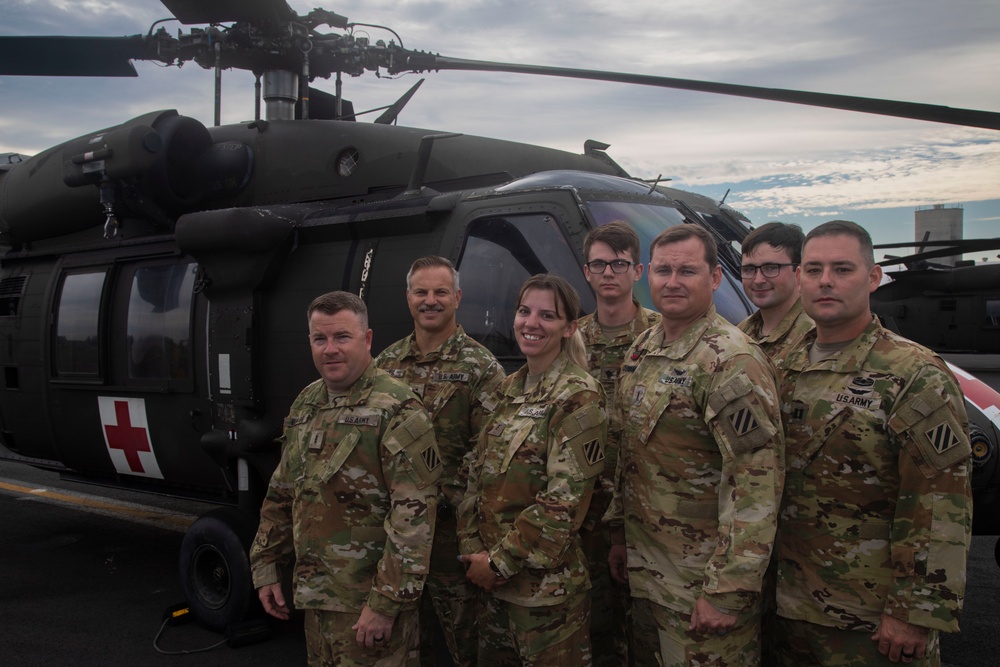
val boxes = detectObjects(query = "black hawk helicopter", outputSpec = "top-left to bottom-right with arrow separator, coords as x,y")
2,0 -> 999,630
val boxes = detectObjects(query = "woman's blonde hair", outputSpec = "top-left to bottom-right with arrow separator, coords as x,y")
516,273 -> 587,368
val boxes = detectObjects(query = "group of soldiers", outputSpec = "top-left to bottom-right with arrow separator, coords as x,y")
248,218 -> 973,667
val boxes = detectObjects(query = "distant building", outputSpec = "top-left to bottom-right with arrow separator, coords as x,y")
915,204 -> 963,267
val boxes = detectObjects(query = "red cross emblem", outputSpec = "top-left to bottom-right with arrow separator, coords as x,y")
98,397 -> 163,478
104,400 -> 151,473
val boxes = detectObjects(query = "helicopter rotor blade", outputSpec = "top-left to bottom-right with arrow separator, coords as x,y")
0,36 -> 148,77
159,0 -> 294,25
400,55 -> 1000,131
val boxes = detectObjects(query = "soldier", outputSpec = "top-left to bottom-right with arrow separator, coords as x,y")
458,273 -> 607,666
375,256 -> 506,667
772,220 -> 972,666
250,291 -> 442,667
578,220 -> 658,666
738,221 -> 814,367
606,224 -> 784,667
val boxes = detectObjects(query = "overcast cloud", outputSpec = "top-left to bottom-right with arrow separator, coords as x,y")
1,0 -> 998,254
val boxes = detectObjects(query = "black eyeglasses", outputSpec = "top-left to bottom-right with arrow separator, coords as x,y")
585,259 -> 634,274
740,263 -> 797,279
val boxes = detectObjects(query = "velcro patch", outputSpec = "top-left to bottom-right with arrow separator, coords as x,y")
433,372 -> 470,382
728,407 -> 759,437
339,413 -> 380,427
582,438 -> 605,466
926,422 -> 961,455
421,444 -> 442,471
518,406 -> 547,418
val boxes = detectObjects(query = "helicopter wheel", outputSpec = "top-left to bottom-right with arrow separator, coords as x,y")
179,507 -> 260,632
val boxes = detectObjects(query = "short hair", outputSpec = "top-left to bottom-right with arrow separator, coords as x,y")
517,273 -> 587,368
406,256 -> 460,292
584,220 -> 642,263
650,224 -> 718,269
742,222 -> 805,265
804,220 -> 875,268
307,291 -> 368,330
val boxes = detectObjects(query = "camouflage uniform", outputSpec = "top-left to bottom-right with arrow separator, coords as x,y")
773,318 -> 972,666
606,306 -> 784,667
457,351 -> 607,666
375,326 -> 506,667
737,299 -> 812,663
250,361 -> 442,667
737,300 -> 814,374
577,299 -> 658,666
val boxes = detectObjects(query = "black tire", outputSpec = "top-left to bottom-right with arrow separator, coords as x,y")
179,507 -> 259,632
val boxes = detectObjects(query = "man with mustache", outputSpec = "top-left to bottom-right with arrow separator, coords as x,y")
376,256 -> 506,667
772,221 -> 972,666
578,220 -> 659,666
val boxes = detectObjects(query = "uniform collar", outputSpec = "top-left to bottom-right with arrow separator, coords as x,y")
397,325 -> 468,362
506,351 -> 572,400
787,315 -> 883,373
644,305 -> 717,360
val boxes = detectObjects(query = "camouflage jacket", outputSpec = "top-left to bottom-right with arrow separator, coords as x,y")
578,300 -> 660,530
776,317 -> 972,633
375,326 -> 506,512
606,306 -> 784,614
737,300 -> 814,375
579,300 -> 661,411
250,362 -> 442,617
457,351 -> 607,607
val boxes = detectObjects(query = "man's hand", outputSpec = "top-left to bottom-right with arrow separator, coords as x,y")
608,543 -> 629,584
257,583 -> 290,620
352,605 -> 396,649
459,551 -> 507,591
872,613 -> 929,663
689,597 -> 738,635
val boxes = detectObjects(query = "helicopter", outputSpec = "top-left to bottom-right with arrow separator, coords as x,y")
1,0 -> 999,631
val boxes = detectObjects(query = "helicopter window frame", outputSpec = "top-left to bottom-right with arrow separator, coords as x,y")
121,260 -> 197,390
454,209 -> 596,364
52,269 -> 108,381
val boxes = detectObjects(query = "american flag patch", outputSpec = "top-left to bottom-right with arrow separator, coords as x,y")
729,407 -> 759,437
421,445 -> 442,471
926,422 -> 960,454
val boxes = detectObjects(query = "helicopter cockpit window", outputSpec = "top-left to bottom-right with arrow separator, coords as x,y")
126,263 -> 195,381
457,213 -> 595,360
54,271 -> 106,378
586,200 -> 753,325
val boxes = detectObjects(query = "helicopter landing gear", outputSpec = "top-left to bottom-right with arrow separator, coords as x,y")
179,507 -> 260,632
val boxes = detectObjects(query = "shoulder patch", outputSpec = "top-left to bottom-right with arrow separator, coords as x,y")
420,443 -> 442,472
926,422 -> 962,455
582,438 -> 605,467
728,406 -> 760,437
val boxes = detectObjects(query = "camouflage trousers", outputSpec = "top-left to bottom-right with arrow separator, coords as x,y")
478,587 -> 592,666
771,616 -> 940,667
580,523 -> 632,667
420,513 -> 480,667
304,608 -> 419,667
632,597 -> 760,667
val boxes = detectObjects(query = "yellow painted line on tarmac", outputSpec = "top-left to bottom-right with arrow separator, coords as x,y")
0,479 -> 196,531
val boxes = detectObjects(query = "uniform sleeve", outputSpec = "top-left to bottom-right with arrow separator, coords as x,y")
456,424 -> 488,555
603,377 -> 629,545
367,399 -> 442,617
448,359 -> 506,510
885,362 -> 972,632
491,392 -> 607,578
249,413 -> 302,588
702,354 -> 784,611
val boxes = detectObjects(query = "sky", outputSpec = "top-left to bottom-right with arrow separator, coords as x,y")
1,0 -> 999,262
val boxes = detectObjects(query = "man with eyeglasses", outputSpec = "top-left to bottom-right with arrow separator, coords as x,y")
578,220 -> 659,666
738,222 -> 813,369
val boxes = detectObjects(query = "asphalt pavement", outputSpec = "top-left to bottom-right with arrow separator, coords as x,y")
0,461 -> 997,666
